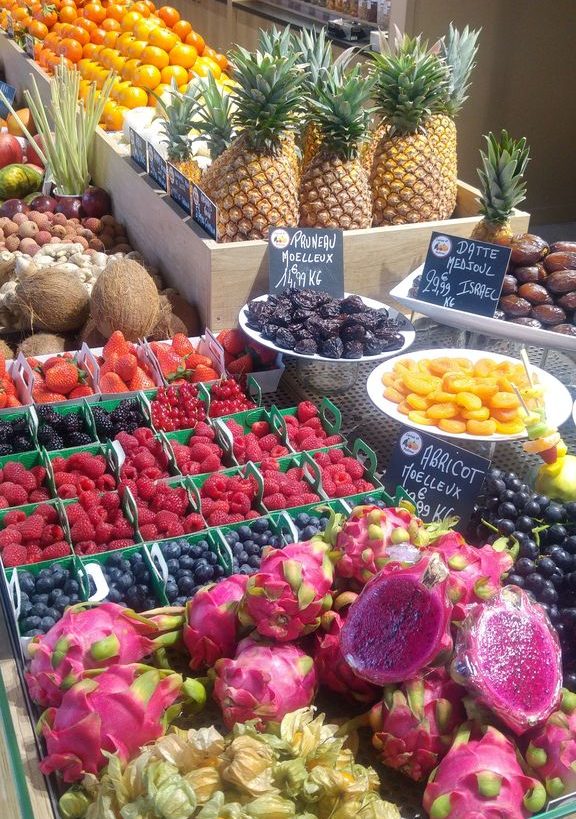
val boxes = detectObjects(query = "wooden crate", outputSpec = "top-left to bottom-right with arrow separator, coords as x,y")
0,35 -> 530,330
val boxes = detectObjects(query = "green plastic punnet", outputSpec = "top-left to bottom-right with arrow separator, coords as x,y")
273,398 -> 344,449
147,529 -> 232,599
188,463 -> 267,525
90,393 -> 154,441
32,400 -> 98,449
144,383 -> 211,432
164,427 -> 235,474
44,440 -> 122,498
213,407 -> 289,467
0,406 -> 38,452
78,542 -> 166,606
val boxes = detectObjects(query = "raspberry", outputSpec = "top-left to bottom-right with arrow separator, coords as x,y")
188,442 -> 212,461
136,505 -> 156,525
134,427 -> 154,445
58,483 -> 79,499
3,461 -> 35,490
258,434 -> 279,452
68,452 -> 107,480
270,445 -> 289,458
226,513 -> 245,524
30,465 -> 47,486
3,510 -> 26,526
36,504 -> 58,522
2,543 -> 28,566
41,541 -> 70,559
155,510 -> 181,531
207,510 -> 232,526
314,452 -> 332,467
115,431 -> 137,452
203,474 -> 228,500
139,523 -> 159,540
183,513 -> 205,532
110,519 -> 133,539
297,401 -> 318,423
0,482 -> 28,507
19,515 -> 44,541
29,489 -> 51,503
79,490 -> 101,510
229,491 -> 251,514
201,497 -> 215,515
264,493 -> 286,511
153,488 -> 188,516
328,448 -> 345,463
26,545 -> 43,563
294,426 -> 315,443
300,492 -> 321,504
97,474 -> 117,492
199,454 -> 221,473
324,434 -> 343,446
284,415 -> 298,427
95,522 -> 114,544
194,422 -> 215,440
107,539 -> 135,551
41,524 -> 64,546
121,465 -> 138,481
251,421 -> 270,438
355,479 -> 375,493
333,483 -> 356,498
245,510 -> 260,519
341,457 -> 365,480
131,450 -> 157,470
70,519 -> 96,543
0,498 -> 8,509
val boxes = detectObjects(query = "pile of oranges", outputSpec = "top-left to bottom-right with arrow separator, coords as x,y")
0,0 -> 229,131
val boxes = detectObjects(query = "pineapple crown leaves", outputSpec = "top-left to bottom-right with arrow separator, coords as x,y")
297,26 -> 333,93
228,47 -> 304,151
258,25 -> 297,59
311,65 -> 376,160
477,129 -> 530,224
371,28 -> 451,134
191,72 -> 235,161
156,89 -> 197,162
438,22 -> 481,117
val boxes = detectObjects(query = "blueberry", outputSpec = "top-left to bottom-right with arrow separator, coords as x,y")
515,558 -> 536,576
523,500 -> 541,518
243,539 -> 255,551
179,555 -> 196,571
106,553 -> 124,568
107,589 -> 123,604
232,542 -> 245,557
29,603 -> 48,617
21,615 -> 41,631
245,542 -> 261,556
40,616 -> 56,631
176,569 -> 193,579
130,552 -> 144,565
205,551 -> 218,565
301,525 -> 319,540
539,583 -> 559,604
55,594 -> 71,610
178,541 -> 192,556
239,564 -> 252,574
253,534 -> 269,547
162,543 -> 181,560
295,513 -> 310,527
548,524 -> 568,544
178,576 -> 196,595
498,502 -> 517,520
188,544 -> 205,560
505,573 -> 525,587
166,559 -> 180,575
537,557 -> 558,578
64,580 -> 79,595
165,581 -> 179,602
545,505 -> 565,524
117,573 -> 134,591
251,518 -> 269,534
45,607 -> 60,620
214,565 -> 225,578
19,601 -> 32,618
194,564 -> 214,584
248,555 -> 261,568
119,559 -> 131,573
270,535 -> 282,548
237,526 -> 253,540
524,573 -> 546,594
19,574 -> 36,595
225,531 -> 239,545
309,516 -> 320,527
497,518 -> 516,536
106,567 -> 123,583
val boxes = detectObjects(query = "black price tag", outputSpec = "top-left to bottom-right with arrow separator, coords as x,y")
417,231 -> 511,317
385,428 -> 490,526
24,33 -> 36,58
191,183 -> 217,240
6,14 -> 14,37
128,128 -> 147,171
268,227 -> 344,297
0,81 -> 16,119
147,143 -> 167,190
167,163 -> 191,214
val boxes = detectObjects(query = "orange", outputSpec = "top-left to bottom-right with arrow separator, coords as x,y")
185,29 -> 204,53
157,4 -> 179,26
144,0 -> 155,11
76,17 -> 96,32
56,36 -> 83,61
106,103 -> 127,131
44,31 -> 60,48
58,5 -> 77,22
125,37 -> 146,58
147,81 -> 169,104
172,19 -> 191,40
122,57 -> 141,80
102,29 -> 119,46
121,84 -> 148,108
90,26 -> 105,42
147,25 -> 176,50
101,17 -> 120,29
132,17 -> 155,39
99,46 -> 119,67
120,9 -> 141,30
117,32 -> 136,53
132,62 -> 161,89
117,30 -> 135,47
69,23 -> 90,43
33,6 -> 57,26
83,2 -> 106,23
140,44 -> 168,68
168,42 -> 196,68
160,63 -> 187,85
29,18 -> 48,38
77,56 -> 93,75
83,42 -> 102,58
105,3 -> 124,21
203,45 -> 227,70
196,55 -> 220,77
131,1 -> 150,16
38,46 -> 53,68
111,78 -> 130,100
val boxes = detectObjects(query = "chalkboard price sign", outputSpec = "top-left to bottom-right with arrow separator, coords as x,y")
128,128 -> 147,172
147,143 -> 167,191
417,231 -> 511,317
384,428 -> 490,526
0,82 -> 16,119
6,13 -> 14,37
24,33 -> 36,58
268,227 -> 344,297
191,183 -> 218,240
167,163 -> 191,214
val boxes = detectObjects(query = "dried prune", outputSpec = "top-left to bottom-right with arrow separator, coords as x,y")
340,294 -> 365,314
294,338 -> 319,355
344,342 -> 365,359
363,333 -> 383,355
320,337 -> 344,358
274,328 -> 296,348
318,301 -> 340,319
341,323 -> 366,343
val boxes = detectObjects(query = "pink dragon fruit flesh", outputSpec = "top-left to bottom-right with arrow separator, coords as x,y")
238,541 -> 333,642
213,638 -> 317,730
333,505 -> 423,586
430,531 -> 514,621
524,688 -> 576,799
183,574 -> 248,671
369,668 -> 467,782
26,602 -> 183,708
38,663 -> 185,782
340,553 -> 453,685
313,595 -> 380,704
451,585 -> 562,735
424,724 -> 547,818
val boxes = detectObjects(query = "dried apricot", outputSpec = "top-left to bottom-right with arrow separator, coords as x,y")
442,373 -> 475,394
428,357 -> 458,377
491,407 -> 521,423
490,392 -> 520,410
462,407 -> 490,421
397,400 -> 411,415
473,359 -> 497,378
381,373 -> 396,388
495,419 -> 526,435
427,402 -> 459,420
472,380 -> 499,401
438,418 -> 467,434
384,387 -> 404,404
406,393 -> 429,411
408,410 -> 435,427
466,419 -> 497,436
403,372 -> 439,396
428,390 -> 457,404
455,391 -> 482,411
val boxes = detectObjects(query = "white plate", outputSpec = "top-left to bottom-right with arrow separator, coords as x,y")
391,266 -> 576,353
367,347 -> 573,441
239,293 -> 416,363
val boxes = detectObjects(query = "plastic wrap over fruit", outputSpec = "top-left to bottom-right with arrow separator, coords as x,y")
451,586 -> 562,734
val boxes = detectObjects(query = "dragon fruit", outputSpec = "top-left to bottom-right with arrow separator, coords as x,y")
524,689 -> 576,798
183,575 -> 248,671
451,586 -> 562,735
369,669 -> 467,782
38,664 -> 187,782
340,553 -> 453,685
238,541 -> 333,642
429,531 -> 513,620
332,505 -> 423,586
423,725 -> 547,818
313,595 -> 380,704
26,602 -> 183,708
213,638 -> 317,729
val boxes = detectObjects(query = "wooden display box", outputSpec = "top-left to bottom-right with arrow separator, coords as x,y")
0,35 -> 530,331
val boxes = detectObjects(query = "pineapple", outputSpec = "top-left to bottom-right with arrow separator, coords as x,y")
370,31 -> 450,225
471,129 -> 529,244
191,72 -> 235,190
297,27 -> 334,166
206,47 -> 303,242
158,90 -> 202,184
299,64 -> 373,229
429,23 -> 481,219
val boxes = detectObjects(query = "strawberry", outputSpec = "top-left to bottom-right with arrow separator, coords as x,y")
192,365 -> 220,383
129,368 -> 156,391
115,353 -> 138,383
297,401 -> 318,423
0,352 -> 5,377
217,328 -> 245,356
45,361 -> 81,395
249,341 -> 277,366
99,353 -> 119,376
70,385 -> 94,398
100,372 -> 128,393
171,333 -> 195,356
151,343 -> 184,377
227,353 -> 253,375
185,353 -> 213,369
32,385 -> 65,404
103,331 -> 130,359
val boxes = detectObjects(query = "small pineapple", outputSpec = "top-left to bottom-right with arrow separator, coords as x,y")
158,89 -> 202,184
370,31 -> 450,225
471,129 -> 530,244
191,72 -> 235,190
299,64 -> 374,229
206,47 -> 303,242
430,23 -> 481,219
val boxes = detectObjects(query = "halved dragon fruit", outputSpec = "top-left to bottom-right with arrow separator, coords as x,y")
524,689 -> 576,799
451,586 -> 562,735
424,724 -> 547,818
340,553 -> 453,685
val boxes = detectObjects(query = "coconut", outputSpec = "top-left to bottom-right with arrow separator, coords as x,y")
0,339 -> 14,359
90,258 -> 159,341
149,294 -> 188,339
163,289 -> 201,336
15,265 -> 90,332
78,318 -> 107,348
18,333 -> 70,357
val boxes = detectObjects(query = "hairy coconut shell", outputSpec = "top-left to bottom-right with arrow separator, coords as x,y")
90,259 -> 159,341
149,294 -> 188,340
162,289 -> 201,336
18,333 -> 71,357
78,318 -> 107,348
0,339 -> 14,359
15,266 -> 90,333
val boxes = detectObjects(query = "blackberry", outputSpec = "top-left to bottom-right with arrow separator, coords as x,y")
93,411 -> 115,439
0,443 -> 12,456
61,414 -> 84,434
36,406 -> 60,425
13,435 -> 33,452
37,427 -> 64,450
67,432 -> 94,447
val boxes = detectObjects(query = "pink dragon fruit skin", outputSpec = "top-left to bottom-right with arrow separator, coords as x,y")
25,602 -> 181,708
340,553 -> 453,685
238,541 -> 333,642
423,725 -> 547,818
213,638 -> 317,730
429,531 -> 513,621
369,669 -> 467,782
524,689 -> 576,799
451,585 -> 562,735
333,505 -> 423,586
38,663 -> 184,783
313,603 -> 380,704
183,575 -> 248,671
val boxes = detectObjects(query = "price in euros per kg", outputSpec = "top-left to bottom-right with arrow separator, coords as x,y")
421,269 -> 451,299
